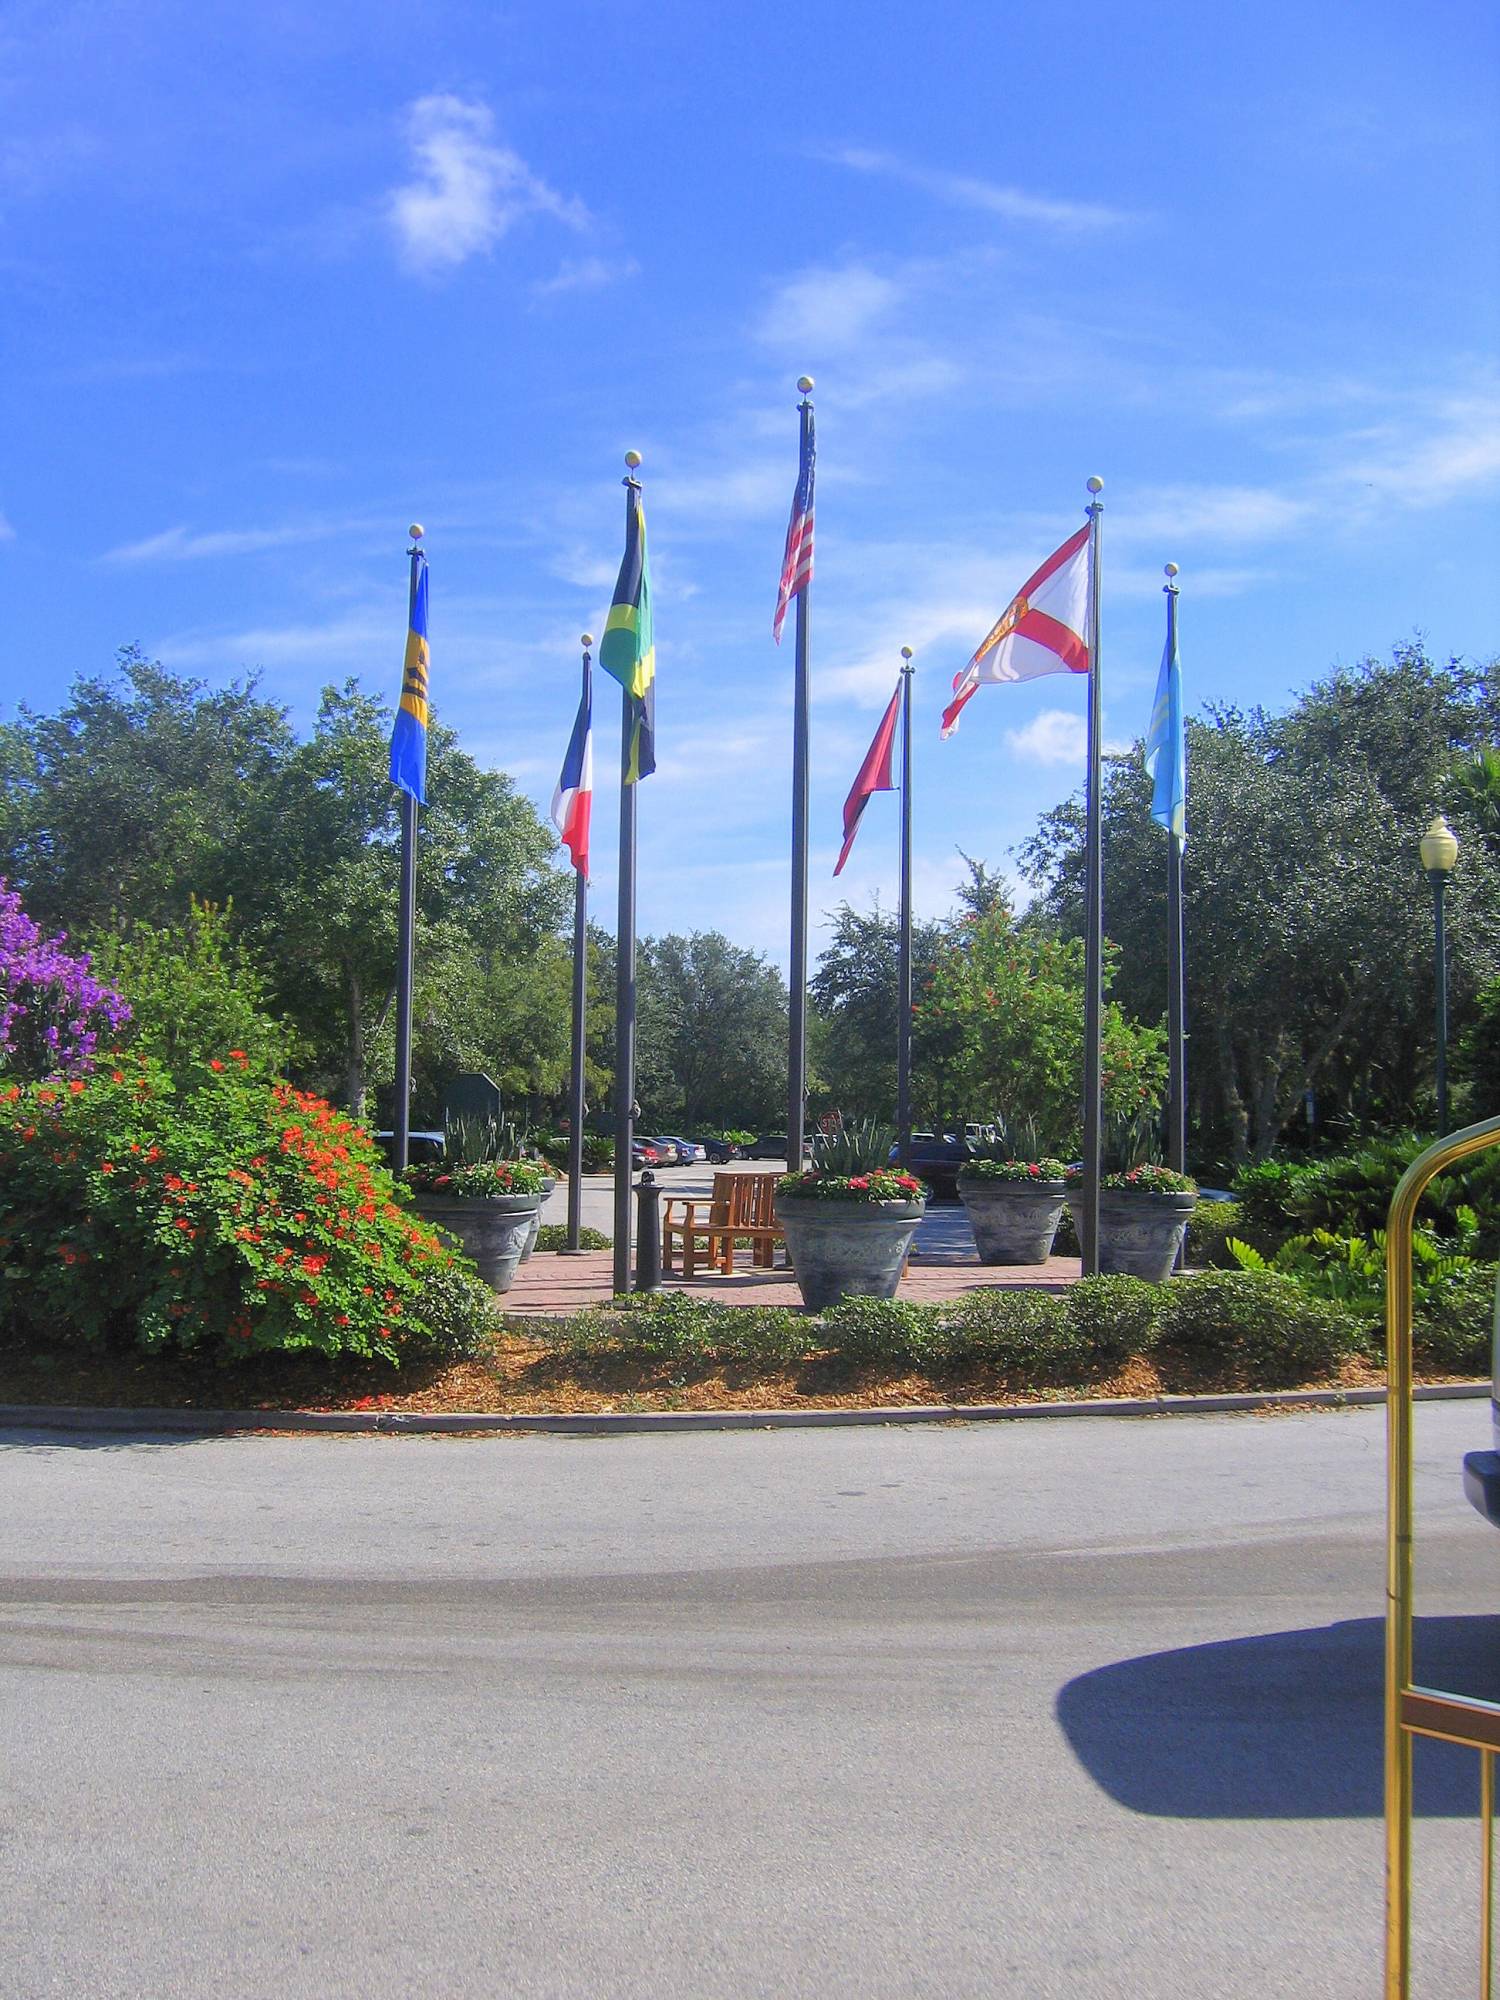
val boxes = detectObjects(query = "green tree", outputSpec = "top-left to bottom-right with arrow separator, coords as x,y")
635,931 -> 788,1130
226,681 -> 568,1116
89,902 -> 289,1089
809,900 -> 950,1124
919,906 -> 1166,1152
0,649 -> 293,935
0,658 -> 573,1120
1023,645 -> 1500,1163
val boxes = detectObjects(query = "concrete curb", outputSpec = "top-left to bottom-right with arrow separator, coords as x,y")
0,1380 -> 1485,1439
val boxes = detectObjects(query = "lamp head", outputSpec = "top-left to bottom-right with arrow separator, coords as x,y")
1420,814 -> 1460,876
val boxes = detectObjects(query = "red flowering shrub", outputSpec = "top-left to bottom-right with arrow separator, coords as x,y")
0,1052 -> 492,1361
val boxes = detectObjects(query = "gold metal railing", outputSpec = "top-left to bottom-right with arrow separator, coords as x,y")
1386,1114 -> 1500,1998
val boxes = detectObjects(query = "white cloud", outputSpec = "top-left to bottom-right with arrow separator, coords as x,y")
101,519 -> 372,564
1005,709 -> 1086,767
158,609 -> 392,670
1342,392 -> 1500,509
758,263 -> 900,350
1005,709 -> 1134,767
530,255 -> 639,301
387,95 -> 587,273
824,147 -> 1134,231
1123,484 -> 1314,545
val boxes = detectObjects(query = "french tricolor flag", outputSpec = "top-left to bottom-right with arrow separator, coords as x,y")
551,685 -> 593,880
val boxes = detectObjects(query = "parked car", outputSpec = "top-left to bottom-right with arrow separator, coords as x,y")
374,1129 -> 445,1169
660,1135 -> 707,1163
746,1133 -> 815,1162
889,1131 -> 970,1202
698,1136 -> 739,1164
650,1136 -> 694,1166
631,1139 -> 664,1167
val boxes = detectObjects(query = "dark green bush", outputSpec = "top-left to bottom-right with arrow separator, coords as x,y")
533,1223 -> 612,1253
1159,1270 -> 1358,1385
1413,1263 -> 1497,1373
933,1288 -> 1086,1379
405,1263 -> 497,1361
714,1307 -> 815,1367
1184,1202 -> 1244,1269
1063,1275 -> 1164,1359
818,1295 -> 938,1366
604,1288 -> 729,1360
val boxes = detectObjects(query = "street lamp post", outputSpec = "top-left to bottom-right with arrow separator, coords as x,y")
1419,814 -> 1460,1134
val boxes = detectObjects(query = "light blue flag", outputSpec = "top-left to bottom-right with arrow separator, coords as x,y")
1144,606 -> 1185,846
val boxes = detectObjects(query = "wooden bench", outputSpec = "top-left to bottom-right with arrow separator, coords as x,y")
661,1170 -> 785,1279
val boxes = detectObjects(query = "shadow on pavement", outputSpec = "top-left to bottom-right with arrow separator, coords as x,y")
1057,1615 -> 1500,1817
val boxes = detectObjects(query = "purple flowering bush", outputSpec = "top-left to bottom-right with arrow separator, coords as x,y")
0,881 -> 131,1079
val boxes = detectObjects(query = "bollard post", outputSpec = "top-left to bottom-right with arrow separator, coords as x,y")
634,1171 -> 662,1293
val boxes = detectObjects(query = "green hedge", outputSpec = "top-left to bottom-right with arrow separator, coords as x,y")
527,1267 -> 1373,1388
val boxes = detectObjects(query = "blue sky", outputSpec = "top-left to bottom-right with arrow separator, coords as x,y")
3,0 -> 1498,968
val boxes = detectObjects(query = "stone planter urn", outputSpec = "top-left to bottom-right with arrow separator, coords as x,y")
1068,1189 -> 1198,1283
518,1175 -> 557,1262
775,1196 -> 926,1312
957,1174 -> 1067,1266
411,1191 -> 542,1294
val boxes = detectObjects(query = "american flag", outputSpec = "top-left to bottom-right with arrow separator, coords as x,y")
773,408 -> 815,644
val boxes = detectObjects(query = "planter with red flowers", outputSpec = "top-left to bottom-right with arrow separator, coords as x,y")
956,1157 -> 1069,1265
1065,1161 -> 1198,1283
403,1157 -> 548,1294
774,1164 -> 927,1311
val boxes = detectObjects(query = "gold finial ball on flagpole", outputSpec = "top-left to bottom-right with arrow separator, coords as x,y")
408,523 -> 424,541
581,633 -> 594,649
797,376 -> 815,394
900,646 -> 914,661
624,450 -> 642,469
1086,476 -> 1104,494
1164,562 -> 1179,578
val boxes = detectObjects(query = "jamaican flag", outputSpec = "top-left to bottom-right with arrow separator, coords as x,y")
599,483 -> 655,783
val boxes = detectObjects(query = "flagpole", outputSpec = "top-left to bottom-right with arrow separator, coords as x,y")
563,634 -> 593,1256
392,523 -> 424,1170
1163,564 -> 1187,1183
1081,477 -> 1105,1278
897,646 -> 915,1168
613,455 -> 643,1297
788,375 -> 814,1174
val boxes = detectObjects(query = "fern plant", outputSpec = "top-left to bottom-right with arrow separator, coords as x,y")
1227,1207 -> 1484,1315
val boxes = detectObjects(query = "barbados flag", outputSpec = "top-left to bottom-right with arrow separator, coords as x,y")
551,681 -> 593,878
599,486 -> 655,783
389,549 -> 430,804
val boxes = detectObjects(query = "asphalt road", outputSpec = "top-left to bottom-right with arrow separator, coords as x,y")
3,1403 -> 1498,1998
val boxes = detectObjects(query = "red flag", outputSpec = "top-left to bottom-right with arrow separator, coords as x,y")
834,680 -> 902,876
